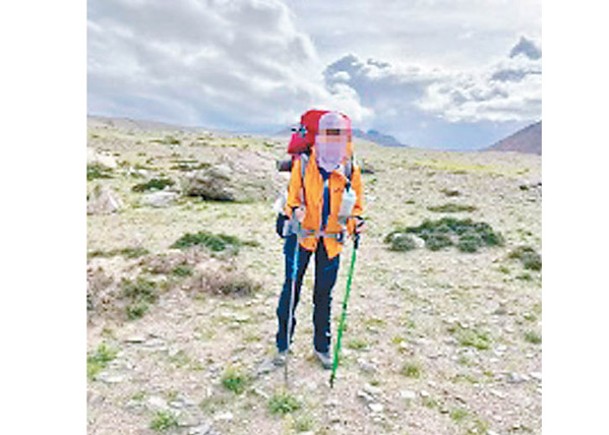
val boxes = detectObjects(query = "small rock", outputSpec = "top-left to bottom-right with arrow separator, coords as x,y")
506,372 -> 528,384
324,398 -> 339,408
214,412 -> 233,422
124,335 -> 147,343
400,390 -> 416,401
97,372 -> 125,384
147,396 -> 169,411
357,358 -> 378,374
357,390 -> 374,403
419,390 -> 430,398
489,389 -> 506,399
530,371 -> 542,382
178,415 -> 201,427
170,400 -> 186,409
87,185 -> 123,215
364,384 -> 382,397
368,402 -> 384,413
189,422 -> 212,435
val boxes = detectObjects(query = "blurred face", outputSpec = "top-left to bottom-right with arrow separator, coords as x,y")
315,112 -> 349,171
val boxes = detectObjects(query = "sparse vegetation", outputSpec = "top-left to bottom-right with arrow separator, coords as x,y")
171,231 -> 258,254
427,203 -> 477,213
293,413 -> 315,432
449,324 -> 492,350
401,362 -> 422,378
132,177 -> 175,192
450,407 -> 469,422
268,391 -> 301,415
87,343 -> 118,380
172,265 -> 193,277
524,330 -> 542,344
87,163 -> 114,180
87,120 -> 541,434
384,232 -> 418,251
440,188 -> 461,197
347,338 -> 369,350
508,246 -> 542,271
121,276 -> 159,319
88,247 -> 150,259
193,266 -> 261,296
150,135 -> 181,145
150,410 -> 179,432
385,217 -> 504,253
221,366 -> 250,394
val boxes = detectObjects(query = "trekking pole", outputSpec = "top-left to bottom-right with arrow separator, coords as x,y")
330,233 -> 360,388
284,225 -> 300,388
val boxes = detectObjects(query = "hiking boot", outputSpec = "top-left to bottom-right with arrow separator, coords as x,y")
314,350 -> 332,370
272,350 -> 288,367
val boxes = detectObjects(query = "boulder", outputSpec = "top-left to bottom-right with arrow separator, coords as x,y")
181,164 -> 237,201
87,184 -> 123,215
87,147 -> 118,169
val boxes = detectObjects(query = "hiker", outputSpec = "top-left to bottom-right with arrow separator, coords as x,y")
273,110 -> 365,369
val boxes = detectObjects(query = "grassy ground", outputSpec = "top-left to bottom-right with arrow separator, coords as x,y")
87,117 -> 541,434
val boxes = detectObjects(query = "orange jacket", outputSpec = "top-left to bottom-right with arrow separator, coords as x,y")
285,148 -> 365,259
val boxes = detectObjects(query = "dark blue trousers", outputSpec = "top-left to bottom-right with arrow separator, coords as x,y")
275,235 -> 340,353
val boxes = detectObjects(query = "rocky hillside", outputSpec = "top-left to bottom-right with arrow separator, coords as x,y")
87,117 -> 541,435
486,122 -> 542,155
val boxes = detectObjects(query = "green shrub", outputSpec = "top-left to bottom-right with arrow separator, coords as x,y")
425,233 -> 453,251
150,135 -> 181,145
524,331 -> 542,344
221,366 -> 249,394
457,231 -> 484,253
440,188 -> 461,197
150,410 -> 179,432
132,178 -> 175,192
384,217 -> 504,253
427,203 -> 477,213
384,232 -> 417,251
126,302 -> 149,320
452,326 -> 491,350
121,277 -> 158,320
268,391 -> 301,415
293,413 -> 314,432
87,163 -> 114,180
401,362 -> 422,378
450,408 -> 469,422
347,338 -> 369,350
171,231 -> 257,254
87,343 -> 118,380
509,246 -> 542,271
172,265 -> 193,277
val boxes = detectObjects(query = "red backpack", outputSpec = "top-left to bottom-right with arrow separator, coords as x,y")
287,109 -> 329,155
278,109 -> 352,170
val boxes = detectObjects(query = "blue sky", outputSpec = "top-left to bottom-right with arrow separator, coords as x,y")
88,0 -> 541,150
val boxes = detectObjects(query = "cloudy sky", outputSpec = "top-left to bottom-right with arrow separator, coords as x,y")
88,0 -> 541,150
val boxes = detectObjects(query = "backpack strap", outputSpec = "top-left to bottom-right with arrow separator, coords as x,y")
298,153 -> 309,204
344,154 -> 354,188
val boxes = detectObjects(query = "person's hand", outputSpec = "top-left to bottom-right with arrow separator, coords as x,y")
294,206 -> 306,223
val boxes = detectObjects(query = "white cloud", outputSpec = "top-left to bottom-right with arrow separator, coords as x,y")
88,0 -> 367,129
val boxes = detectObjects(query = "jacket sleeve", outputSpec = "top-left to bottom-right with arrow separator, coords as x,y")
351,164 -> 364,217
346,165 -> 365,234
284,157 -> 303,218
